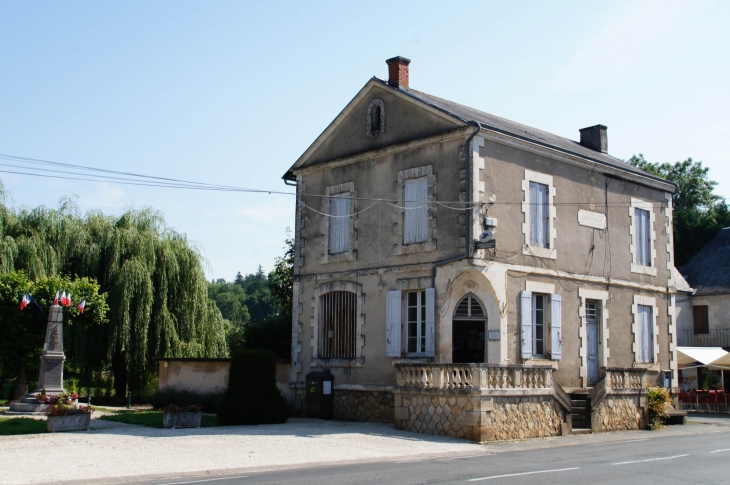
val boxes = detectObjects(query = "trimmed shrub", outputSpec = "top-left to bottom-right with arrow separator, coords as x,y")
217,349 -> 289,425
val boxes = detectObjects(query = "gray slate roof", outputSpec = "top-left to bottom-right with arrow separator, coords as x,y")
673,269 -> 693,293
680,227 -> 730,295
376,79 -> 670,186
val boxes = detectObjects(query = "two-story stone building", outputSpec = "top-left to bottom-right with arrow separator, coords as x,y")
282,57 -> 680,441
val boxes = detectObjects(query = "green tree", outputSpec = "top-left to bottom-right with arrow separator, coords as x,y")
628,155 -> 730,266
0,271 -> 108,399
0,183 -> 227,395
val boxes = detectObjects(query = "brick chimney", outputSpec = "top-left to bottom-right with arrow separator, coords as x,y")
579,125 -> 608,153
386,56 -> 411,88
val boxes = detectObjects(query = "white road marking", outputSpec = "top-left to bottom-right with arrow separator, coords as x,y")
157,476 -> 248,485
588,438 -> 649,446
710,449 -> 730,453
612,454 -> 689,465
468,467 -> 580,481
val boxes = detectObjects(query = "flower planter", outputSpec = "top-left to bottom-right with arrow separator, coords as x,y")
163,412 -> 202,429
47,413 -> 91,433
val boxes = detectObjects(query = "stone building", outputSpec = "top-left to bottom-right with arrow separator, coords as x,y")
281,57 -> 680,441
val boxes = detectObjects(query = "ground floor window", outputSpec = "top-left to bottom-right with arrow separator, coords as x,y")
532,293 -> 547,357
319,291 -> 357,359
407,290 -> 427,354
637,304 -> 654,363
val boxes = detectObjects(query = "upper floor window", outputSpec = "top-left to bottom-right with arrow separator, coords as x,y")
693,305 -> 709,335
367,98 -> 385,137
521,170 -> 556,259
404,176 -> 428,244
329,192 -> 351,254
529,182 -> 549,248
319,291 -> 357,359
636,304 -> 654,363
629,198 -> 656,276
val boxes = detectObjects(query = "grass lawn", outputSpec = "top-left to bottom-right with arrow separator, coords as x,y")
99,410 -> 220,428
0,417 -> 47,435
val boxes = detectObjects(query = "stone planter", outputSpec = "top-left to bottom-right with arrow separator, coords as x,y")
163,412 -> 202,429
47,414 -> 91,433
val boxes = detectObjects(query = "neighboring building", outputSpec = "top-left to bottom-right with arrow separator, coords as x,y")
679,227 -> 730,348
282,57 -> 679,440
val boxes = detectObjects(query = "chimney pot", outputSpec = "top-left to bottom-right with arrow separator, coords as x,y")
386,56 -> 411,88
579,125 -> 608,153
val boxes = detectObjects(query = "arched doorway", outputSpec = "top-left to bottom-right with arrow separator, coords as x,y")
452,294 -> 487,364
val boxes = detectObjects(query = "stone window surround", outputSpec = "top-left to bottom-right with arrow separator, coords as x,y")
367,98 -> 386,138
321,182 -> 357,264
521,169 -> 557,260
578,288 -> 610,388
524,281 -> 557,367
632,295 -> 659,368
629,197 -> 657,276
310,280 -> 365,368
393,165 -> 437,255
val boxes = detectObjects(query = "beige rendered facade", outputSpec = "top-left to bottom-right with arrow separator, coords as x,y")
283,58 -> 679,438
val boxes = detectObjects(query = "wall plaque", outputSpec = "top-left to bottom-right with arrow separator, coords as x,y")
488,330 -> 501,341
577,210 -> 606,229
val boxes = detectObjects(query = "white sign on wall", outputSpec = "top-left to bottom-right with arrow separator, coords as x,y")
577,210 -> 607,229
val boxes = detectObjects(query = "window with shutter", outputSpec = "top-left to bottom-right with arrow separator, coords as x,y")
425,288 -> 435,357
637,304 -> 653,363
693,305 -> 709,335
635,208 -> 650,266
529,182 -> 549,248
329,192 -> 351,254
550,294 -> 562,360
404,177 -> 428,244
520,291 -> 533,359
532,293 -> 547,357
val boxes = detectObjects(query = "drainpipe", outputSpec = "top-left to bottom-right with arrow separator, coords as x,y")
431,121 -> 481,288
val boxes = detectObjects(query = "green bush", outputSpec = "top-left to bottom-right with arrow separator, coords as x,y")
217,349 -> 289,425
147,386 -> 225,414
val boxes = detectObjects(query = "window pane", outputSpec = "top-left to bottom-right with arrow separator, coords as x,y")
529,182 -> 548,248
408,292 -> 417,306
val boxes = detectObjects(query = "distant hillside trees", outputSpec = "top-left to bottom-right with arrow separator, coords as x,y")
0,186 -> 227,396
628,155 -> 730,267
208,239 -> 293,360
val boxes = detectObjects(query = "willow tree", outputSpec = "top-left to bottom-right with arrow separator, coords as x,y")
0,185 -> 227,395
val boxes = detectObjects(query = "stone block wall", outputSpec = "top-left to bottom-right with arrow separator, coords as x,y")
591,394 -> 645,432
333,390 -> 394,423
394,389 -> 566,442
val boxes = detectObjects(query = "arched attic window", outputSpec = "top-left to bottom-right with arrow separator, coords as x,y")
454,294 -> 486,319
367,98 -> 385,137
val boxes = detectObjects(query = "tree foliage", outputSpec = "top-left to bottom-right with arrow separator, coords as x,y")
628,155 -> 730,267
0,271 -> 108,398
0,184 -> 227,395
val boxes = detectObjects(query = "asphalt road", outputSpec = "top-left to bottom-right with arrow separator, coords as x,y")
127,428 -> 730,485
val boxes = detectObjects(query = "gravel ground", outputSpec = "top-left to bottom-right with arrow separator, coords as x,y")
0,417 -> 483,485
1,414 -> 727,485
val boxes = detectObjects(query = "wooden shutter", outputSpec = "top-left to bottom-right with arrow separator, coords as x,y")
329,192 -> 350,254
550,293 -> 562,360
693,306 -> 709,335
638,305 -> 653,363
404,177 -> 428,244
520,290 -> 533,359
386,290 -> 402,357
425,288 -> 435,357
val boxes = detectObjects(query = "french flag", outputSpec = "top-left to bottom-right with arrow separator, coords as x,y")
76,298 -> 86,314
53,291 -> 60,306
61,290 -> 71,307
20,293 -> 32,311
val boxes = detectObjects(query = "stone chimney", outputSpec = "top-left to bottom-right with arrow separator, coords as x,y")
579,125 -> 608,153
386,56 -> 411,88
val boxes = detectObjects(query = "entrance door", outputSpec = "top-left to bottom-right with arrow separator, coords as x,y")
452,294 -> 487,364
586,300 -> 600,386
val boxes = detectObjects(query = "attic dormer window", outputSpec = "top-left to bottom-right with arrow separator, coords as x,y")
367,98 -> 385,137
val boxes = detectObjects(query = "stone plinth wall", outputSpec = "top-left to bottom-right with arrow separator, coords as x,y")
592,394 -> 645,432
333,390 -> 394,423
394,389 -> 566,442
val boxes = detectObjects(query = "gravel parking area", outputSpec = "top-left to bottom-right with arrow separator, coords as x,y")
0,417 -> 483,485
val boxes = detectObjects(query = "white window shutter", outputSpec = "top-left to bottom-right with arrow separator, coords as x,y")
386,290 -> 402,357
520,290 -> 533,359
425,288 -> 435,357
404,177 -> 428,244
329,192 -> 350,254
550,293 -> 562,360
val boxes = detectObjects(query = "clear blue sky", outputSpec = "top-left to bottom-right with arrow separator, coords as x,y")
1,1 -> 727,280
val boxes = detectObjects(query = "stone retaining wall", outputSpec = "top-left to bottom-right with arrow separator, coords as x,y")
591,394 -> 645,432
394,390 -> 566,442
333,390 -> 394,423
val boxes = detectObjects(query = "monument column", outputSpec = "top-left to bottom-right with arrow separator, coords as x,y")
37,304 -> 65,393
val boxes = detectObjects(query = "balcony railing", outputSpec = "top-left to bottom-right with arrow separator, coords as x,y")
679,328 -> 730,347
395,364 -> 553,391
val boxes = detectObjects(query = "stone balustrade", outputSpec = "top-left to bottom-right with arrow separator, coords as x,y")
395,364 -> 553,392
605,367 -> 647,390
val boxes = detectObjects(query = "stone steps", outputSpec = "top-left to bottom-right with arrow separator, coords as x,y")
570,393 -> 591,430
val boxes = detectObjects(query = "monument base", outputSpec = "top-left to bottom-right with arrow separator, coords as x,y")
8,393 -> 51,414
